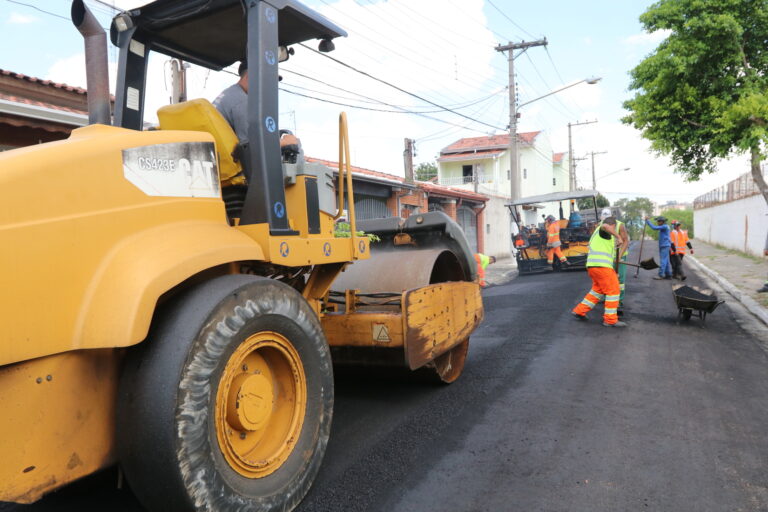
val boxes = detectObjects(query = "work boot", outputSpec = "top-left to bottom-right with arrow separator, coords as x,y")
561,259 -> 571,267
603,321 -> 627,328
758,284 -> 768,293
617,307 -> 624,317
571,312 -> 587,321
652,276 -> 665,280
680,275 -> 687,281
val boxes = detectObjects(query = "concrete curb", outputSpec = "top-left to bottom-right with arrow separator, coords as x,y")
688,254 -> 768,327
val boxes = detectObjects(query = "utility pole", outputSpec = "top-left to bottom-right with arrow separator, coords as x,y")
588,150 -> 607,190
403,138 -> 415,184
495,38 -> 547,201
567,119 -> 597,191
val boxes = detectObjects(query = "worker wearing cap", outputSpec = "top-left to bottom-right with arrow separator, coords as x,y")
571,216 -> 626,327
645,216 -> 673,280
474,253 -> 496,287
599,208 -> 630,313
545,215 -> 569,267
669,221 -> 693,280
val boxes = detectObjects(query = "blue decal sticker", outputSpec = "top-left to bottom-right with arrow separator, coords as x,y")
265,50 -> 276,66
359,240 -> 366,253
265,116 -> 276,133
323,242 -> 332,257
279,241 -> 289,257
273,201 -> 285,218
265,6 -> 277,24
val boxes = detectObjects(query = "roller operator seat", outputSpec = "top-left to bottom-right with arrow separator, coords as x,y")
157,99 -> 246,187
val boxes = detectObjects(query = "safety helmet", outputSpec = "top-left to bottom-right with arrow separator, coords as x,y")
600,207 -> 612,220
545,215 -> 555,223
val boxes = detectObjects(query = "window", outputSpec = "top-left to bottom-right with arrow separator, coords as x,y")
486,224 -> 491,234
462,165 -> 473,184
523,168 -> 528,179
507,170 -> 510,180
553,178 -> 556,186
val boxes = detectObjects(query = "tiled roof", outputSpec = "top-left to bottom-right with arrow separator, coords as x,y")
0,92 -> 87,115
419,181 -> 488,202
306,156 -> 487,202
0,69 -> 87,95
440,131 -> 540,155
553,152 -> 566,164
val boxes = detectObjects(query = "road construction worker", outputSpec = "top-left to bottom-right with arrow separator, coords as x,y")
474,253 -> 496,287
545,215 -> 569,267
645,216 -> 673,280
572,216 -> 626,327
599,208 -> 630,314
669,221 -> 693,280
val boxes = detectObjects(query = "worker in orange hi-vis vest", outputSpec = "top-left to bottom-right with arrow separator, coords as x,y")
669,220 -> 694,280
545,215 -> 570,267
474,253 -> 496,287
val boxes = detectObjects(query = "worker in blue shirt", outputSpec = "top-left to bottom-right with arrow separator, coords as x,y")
645,216 -> 673,280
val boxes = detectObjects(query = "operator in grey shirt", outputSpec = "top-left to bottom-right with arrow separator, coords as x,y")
213,61 -> 249,143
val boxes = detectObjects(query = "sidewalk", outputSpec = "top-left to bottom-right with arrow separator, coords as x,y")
484,256 -> 518,286
688,239 -> 768,325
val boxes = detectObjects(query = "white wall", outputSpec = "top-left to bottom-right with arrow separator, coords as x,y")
694,194 -> 768,256
481,195 -> 513,258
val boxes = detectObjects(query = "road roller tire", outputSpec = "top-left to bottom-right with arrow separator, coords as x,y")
117,275 -> 333,512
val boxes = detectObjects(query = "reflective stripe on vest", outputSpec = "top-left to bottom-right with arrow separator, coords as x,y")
587,225 -> 616,268
671,230 -> 686,255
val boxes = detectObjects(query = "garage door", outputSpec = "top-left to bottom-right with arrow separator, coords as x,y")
457,206 -> 478,253
355,195 -> 391,221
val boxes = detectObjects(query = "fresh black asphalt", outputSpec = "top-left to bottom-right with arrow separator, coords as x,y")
6,244 -> 768,512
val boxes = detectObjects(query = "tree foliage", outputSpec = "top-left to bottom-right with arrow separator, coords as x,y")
415,162 -> 437,181
623,0 -> 768,204
615,197 -> 655,240
577,193 -> 610,210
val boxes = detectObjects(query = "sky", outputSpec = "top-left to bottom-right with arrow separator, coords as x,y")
0,0 -> 753,205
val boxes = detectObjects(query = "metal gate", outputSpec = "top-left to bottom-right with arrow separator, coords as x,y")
457,206 -> 478,253
354,195 -> 390,221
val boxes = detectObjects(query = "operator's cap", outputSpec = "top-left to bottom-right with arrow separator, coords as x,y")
655,216 -> 667,222
600,207 -> 612,220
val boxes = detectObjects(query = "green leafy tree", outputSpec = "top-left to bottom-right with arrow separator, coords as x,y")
615,197 -> 654,240
415,162 -> 437,182
577,193 -> 610,210
623,0 -> 768,206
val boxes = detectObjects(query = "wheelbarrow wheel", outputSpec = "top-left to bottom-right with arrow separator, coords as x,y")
681,309 -> 692,321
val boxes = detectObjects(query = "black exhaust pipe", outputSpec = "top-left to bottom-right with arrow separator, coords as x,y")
71,0 -> 111,125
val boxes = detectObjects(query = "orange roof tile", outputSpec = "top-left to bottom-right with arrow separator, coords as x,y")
0,69 -> 87,95
553,152 -> 566,164
440,131 -> 540,155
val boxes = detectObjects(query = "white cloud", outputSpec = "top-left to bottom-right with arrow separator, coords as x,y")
623,29 -> 671,46
8,12 -> 38,24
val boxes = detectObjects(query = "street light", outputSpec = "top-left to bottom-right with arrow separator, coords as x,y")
598,167 -> 630,181
511,77 -> 602,201
518,77 -> 603,109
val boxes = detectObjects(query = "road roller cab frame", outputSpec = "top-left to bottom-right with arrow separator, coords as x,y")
507,189 -> 601,275
0,0 -> 483,510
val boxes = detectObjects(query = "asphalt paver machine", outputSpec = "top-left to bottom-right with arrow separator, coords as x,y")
506,189 -> 601,274
0,1 -> 483,510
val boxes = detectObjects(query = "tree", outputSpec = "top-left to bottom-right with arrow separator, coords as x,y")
615,197 -> 654,240
577,193 -> 610,210
623,0 -> 768,206
415,162 -> 437,182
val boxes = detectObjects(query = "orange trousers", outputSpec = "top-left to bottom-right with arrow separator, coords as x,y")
572,267 -> 620,325
546,246 -> 567,264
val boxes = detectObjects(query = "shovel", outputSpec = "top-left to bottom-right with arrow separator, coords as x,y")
634,220 -> 648,278
620,257 -> 659,270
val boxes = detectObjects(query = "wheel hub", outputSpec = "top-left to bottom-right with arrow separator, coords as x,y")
227,373 -> 274,432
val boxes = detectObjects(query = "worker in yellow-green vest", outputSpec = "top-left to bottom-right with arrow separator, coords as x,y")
599,208 -> 630,315
474,253 -> 496,287
571,216 -> 628,327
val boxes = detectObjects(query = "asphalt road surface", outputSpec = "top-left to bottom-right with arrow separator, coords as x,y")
6,243 -> 768,512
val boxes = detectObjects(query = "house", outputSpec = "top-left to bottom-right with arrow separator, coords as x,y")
0,69 -> 88,150
436,131 -> 570,255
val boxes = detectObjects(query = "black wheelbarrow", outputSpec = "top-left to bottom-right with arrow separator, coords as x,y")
672,284 -> 725,326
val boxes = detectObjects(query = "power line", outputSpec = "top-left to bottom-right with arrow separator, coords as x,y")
486,0 -> 537,40
299,43 -> 505,131
4,0 -> 68,21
